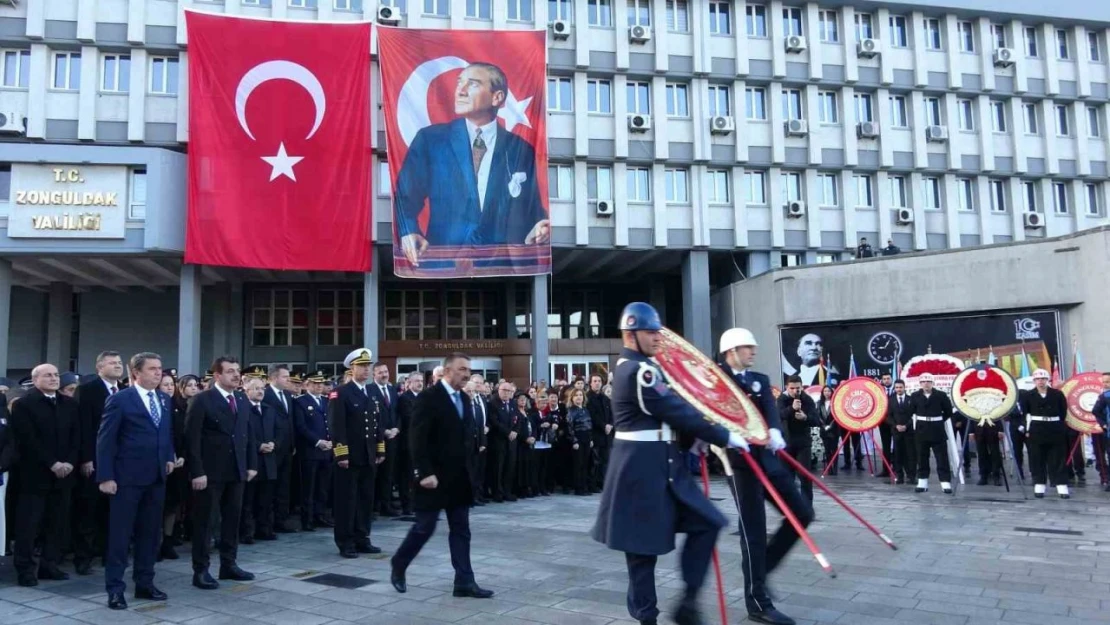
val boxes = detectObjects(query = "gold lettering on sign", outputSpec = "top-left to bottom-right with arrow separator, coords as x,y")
416,341 -> 505,351
31,213 -> 103,231
15,190 -> 119,206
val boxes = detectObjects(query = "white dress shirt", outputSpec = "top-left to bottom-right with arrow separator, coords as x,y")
465,118 -> 498,211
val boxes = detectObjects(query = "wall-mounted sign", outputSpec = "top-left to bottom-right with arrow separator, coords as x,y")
8,165 -> 128,238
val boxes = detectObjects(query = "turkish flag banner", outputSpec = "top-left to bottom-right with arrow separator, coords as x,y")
184,12 -> 372,271
378,27 -> 551,279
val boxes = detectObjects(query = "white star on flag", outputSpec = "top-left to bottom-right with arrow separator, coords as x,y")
497,89 -> 533,133
261,142 -> 304,182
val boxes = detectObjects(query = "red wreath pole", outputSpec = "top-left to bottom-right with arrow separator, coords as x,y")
863,430 -> 876,475
870,430 -> 897,484
821,432 -> 850,477
698,454 -> 729,625
1065,433 -> 1084,467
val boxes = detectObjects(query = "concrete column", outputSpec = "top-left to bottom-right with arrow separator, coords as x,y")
0,260 -> 11,376
531,275 -> 549,383
363,270 -> 379,361
46,282 -> 73,370
649,282 -> 667,325
177,265 -> 202,377
681,251 -> 712,356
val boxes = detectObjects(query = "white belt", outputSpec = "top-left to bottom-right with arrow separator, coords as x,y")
913,416 -> 943,422
1027,416 -> 1060,422
615,423 -> 675,442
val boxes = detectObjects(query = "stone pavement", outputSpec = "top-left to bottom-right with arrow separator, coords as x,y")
2,469 -> 1108,625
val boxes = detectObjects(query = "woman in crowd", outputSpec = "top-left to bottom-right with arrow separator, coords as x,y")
534,394 -> 557,496
567,389 -> 593,496
514,392 -> 536,498
160,373 -> 198,560
817,385 -> 839,476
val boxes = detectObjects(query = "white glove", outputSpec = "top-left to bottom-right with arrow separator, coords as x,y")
690,439 -> 710,456
1018,426 -> 1025,433
768,428 -> 787,453
727,433 -> 750,452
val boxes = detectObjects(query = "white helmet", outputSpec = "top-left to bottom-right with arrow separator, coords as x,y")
1032,368 -> 1050,380
719,327 -> 758,353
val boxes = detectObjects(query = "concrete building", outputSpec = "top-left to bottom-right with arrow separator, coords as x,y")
0,0 -> 1108,383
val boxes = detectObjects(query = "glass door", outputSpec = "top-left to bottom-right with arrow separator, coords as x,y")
549,356 -> 610,386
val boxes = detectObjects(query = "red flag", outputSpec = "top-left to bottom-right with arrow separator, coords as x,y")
378,27 -> 550,278
184,12 -> 372,271
1051,360 -> 1062,387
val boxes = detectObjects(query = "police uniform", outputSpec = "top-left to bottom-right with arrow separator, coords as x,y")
1017,373 -> 1070,498
328,349 -> 386,557
295,372 -> 333,530
908,378 -> 954,492
591,303 -> 731,625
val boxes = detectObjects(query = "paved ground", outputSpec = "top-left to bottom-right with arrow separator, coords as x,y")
1,468 -> 1108,625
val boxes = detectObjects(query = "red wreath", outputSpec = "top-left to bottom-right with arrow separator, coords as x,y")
957,368 -> 1008,395
906,359 -> 962,376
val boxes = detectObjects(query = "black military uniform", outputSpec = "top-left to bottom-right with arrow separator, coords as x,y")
973,418 -> 1004,486
909,384 -> 954,493
1018,381 -> 1070,498
887,390 -> 916,484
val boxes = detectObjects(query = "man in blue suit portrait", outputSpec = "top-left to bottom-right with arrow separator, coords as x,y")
395,62 -> 550,267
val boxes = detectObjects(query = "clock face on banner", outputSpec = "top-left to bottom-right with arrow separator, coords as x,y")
868,331 -> 902,365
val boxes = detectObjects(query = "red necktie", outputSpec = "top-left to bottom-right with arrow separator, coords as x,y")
109,386 -> 117,395
227,394 -> 238,413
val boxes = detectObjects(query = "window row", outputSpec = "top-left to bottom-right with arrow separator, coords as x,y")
0,50 -> 180,94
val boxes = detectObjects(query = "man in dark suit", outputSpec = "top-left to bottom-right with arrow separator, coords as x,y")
390,353 -> 493,599
776,375 -> 820,504
586,373 -> 613,493
10,363 -> 80,586
262,365 -> 298,533
185,356 -> 257,589
465,375 -> 488,505
295,372 -> 333,530
875,373 -> 895,478
368,362 -> 401,517
487,381 -> 519,502
73,350 -> 124,576
888,380 -> 916,484
395,62 -> 550,268
96,352 -> 176,610
241,376 -> 279,542
396,372 -> 423,515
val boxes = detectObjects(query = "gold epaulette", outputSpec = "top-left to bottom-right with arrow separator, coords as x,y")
333,444 -> 349,457
376,442 -> 386,453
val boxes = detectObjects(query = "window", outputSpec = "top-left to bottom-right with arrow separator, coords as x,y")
782,7 -> 803,37
889,95 -> 908,127
1057,29 -> 1069,59
665,168 -> 689,203
854,93 -> 874,122
1,49 -> 30,88
149,56 -> 179,95
818,91 -> 838,123
288,0 -> 318,6
547,77 -> 572,112
780,253 -> 803,267
1085,183 -> 1101,216
129,169 -> 146,219
707,85 -> 730,116
549,0 -> 572,21
317,289 -> 364,346
957,178 -> 974,212
746,5 -> 767,37
587,79 -> 612,113
924,97 -> 942,126
1056,104 -> 1070,136
627,81 -> 650,114
746,87 -> 767,120
854,13 -> 873,42
923,177 -> 941,210
781,89 -> 802,120
334,0 -> 364,9
924,18 -> 942,50
101,54 -> 131,93
818,10 -> 838,43
587,165 -> 613,200
890,175 -> 907,208
818,173 -> 838,207
992,24 -> 1006,49
1024,102 -> 1039,134
816,253 -> 840,264
989,179 -> 1006,212
423,0 -> 449,15
854,174 -> 873,207
251,289 -> 310,347
781,172 -> 802,202
1023,180 -> 1039,212
588,0 -> 612,26
957,99 -> 975,131
889,16 -> 908,48
707,169 -> 730,204
467,0 -> 492,19
991,101 -> 1007,132
377,161 -> 391,196
627,167 -> 651,202
1053,182 -> 1069,214
507,0 -> 532,21
1088,106 -> 1101,137
666,0 -> 688,32
745,171 -> 766,204
1025,26 -> 1039,57
52,52 -> 81,90
627,0 -> 650,27
958,21 -> 975,52
548,164 -> 574,200
709,0 -> 730,35
1090,31 -> 1102,62
665,83 -> 690,117
384,290 -> 441,341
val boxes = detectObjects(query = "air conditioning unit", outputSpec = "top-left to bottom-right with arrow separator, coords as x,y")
629,24 -> 652,43
896,208 -> 914,224
628,113 -> 652,132
709,115 -> 735,135
595,200 -> 614,216
926,125 -> 949,142
0,112 -> 25,135
377,5 -> 400,24
784,119 -> 808,136
857,38 -> 880,58
786,201 -> 806,218
785,35 -> 808,53
993,47 -> 1015,67
551,20 -> 571,40
857,121 -> 880,138
1023,211 -> 1044,229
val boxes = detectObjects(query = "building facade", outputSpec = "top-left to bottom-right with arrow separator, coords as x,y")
0,0 -> 1107,383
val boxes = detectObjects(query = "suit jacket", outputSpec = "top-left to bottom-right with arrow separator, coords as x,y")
262,386 -> 296,458
397,389 -> 419,458
776,391 -> 819,446
488,397 -> 518,448
468,393 -> 488,451
76,378 -> 113,465
96,386 -> 174,487
887,393 -> 915,430
294,393 -> 330,461
395,118 -> 546,247
248,401 -> 278,480
586,390 -> 613,448
410,382 -> 475,511
328,381 -> 384,467
185,387 -> 256,482
11,389 -> 81,491
367,382 -> 398,431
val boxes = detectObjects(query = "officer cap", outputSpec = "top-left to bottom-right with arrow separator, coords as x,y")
307,371 -> 327,383
1032,368 -> 1050,379
289,372 -> 304,384
344,348 -> 373,368
618,302 -> 662,331
719,327 -> 758,352
243,367 -> 267,381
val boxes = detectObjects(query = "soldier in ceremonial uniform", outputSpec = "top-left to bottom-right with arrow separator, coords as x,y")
328,349 -> 386,558
719,328 -> 809,625
908,373 -> 954,494
1019,368 -> 1070,499
591,303 -> 748,625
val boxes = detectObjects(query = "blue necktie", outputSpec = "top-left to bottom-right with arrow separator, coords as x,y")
148,391 -> 161,427
452,391 -> 463,419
